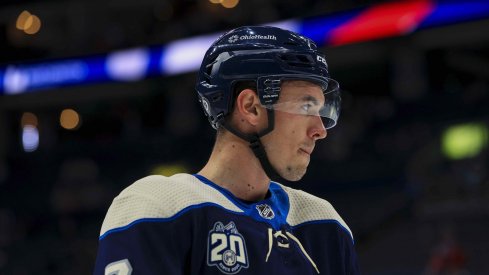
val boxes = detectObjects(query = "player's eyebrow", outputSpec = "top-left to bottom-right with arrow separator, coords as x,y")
299,95 -> 321,106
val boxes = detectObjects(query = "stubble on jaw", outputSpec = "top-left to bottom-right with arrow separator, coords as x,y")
280,164 -> 308,182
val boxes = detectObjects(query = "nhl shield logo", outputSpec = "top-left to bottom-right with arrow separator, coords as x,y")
207,221 -> 249,274
256,204 -> 275,219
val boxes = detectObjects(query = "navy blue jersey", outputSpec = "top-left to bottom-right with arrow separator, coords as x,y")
94,174 -> 360,274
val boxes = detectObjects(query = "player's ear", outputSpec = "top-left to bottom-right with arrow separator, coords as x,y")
235,89 -> 262,126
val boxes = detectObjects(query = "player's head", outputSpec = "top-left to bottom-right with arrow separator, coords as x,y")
195,26 -> 340,181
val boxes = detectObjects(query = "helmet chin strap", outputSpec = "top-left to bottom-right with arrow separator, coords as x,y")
222,109 -> 283,183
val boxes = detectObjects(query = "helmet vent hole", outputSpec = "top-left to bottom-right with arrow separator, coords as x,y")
283,41 -> 299,46
279,54 -> 314,68
204,58 -> 217,79
205,63 -> 213,77
297,55 -> 312,63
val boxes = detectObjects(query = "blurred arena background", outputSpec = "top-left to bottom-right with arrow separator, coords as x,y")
1,0 -> 488,274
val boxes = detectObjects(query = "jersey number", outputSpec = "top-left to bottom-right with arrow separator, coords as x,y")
209,233 -> 246,264
105,259 -> 132,275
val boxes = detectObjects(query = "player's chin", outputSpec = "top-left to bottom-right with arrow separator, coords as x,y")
281,165 -> 308,181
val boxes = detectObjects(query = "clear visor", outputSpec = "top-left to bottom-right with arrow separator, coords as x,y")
262,79 -> 340,129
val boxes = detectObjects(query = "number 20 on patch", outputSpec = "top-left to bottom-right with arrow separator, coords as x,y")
207,221 -> 249,274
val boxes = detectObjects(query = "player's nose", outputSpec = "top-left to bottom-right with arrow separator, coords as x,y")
308,115 -> 327,141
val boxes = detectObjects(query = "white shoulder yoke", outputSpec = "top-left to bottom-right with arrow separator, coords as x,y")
100,173 -> 243,237
279,184 -> 354,241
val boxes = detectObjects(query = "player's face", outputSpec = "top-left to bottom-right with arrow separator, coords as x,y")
260,80 -> 327,181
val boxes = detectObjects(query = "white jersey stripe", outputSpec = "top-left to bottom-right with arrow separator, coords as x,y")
100,174 -> 243,237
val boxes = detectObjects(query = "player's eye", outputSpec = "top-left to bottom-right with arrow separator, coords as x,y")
301,103 -> 313,112
300,103 -> 319,116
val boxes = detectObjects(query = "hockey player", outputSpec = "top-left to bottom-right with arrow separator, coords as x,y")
94,26 -> 360,274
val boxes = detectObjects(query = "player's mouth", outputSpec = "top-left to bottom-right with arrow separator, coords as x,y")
299,148 -> 312,156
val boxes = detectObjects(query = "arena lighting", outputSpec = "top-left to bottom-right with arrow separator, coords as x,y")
24,15 -> 41,35
3,61 -> 89,94
16,10 -> 41,35
162,34 -> 221,75
1,46 -> 164,94
151,164 -> 188,176
1,0 -> 489,94
221,0 -> 239,9
106,48 -> 150,81
442,122 -> 488,160
60,109 -> 81,130
22,125 -> 39,152
21,112 -> 38,127
420,0 -> 489,28
328,1 -> 434,46
16,10 -> 31,30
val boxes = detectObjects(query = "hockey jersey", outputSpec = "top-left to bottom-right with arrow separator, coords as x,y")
94,173 -> 360,274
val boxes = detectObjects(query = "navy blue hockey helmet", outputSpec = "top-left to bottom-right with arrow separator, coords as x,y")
196,25 -> 340,130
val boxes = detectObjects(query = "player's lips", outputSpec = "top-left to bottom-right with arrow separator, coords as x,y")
300,147 -> 313,155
